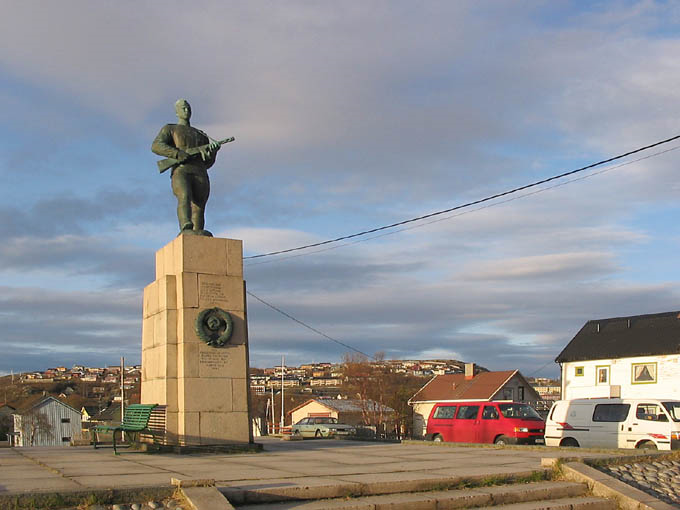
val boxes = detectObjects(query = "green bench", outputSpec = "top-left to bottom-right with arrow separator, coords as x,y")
92,404 -> 157,454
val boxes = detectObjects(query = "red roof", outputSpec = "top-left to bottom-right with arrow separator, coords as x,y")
409,371 -> 518,402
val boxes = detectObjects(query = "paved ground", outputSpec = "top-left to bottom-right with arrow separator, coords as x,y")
0,438 -> 617,496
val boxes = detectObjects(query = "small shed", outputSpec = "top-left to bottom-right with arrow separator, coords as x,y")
289,398 -> 394,427
13,397 -> 82,447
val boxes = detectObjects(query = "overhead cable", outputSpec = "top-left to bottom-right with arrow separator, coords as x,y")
244,134 -> 680,260
246,290 -> 374,359
244,144 -> 680,267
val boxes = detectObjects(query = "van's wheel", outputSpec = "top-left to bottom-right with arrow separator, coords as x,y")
315,429 -> 322,438
494,435 -> 510,445
636,440 -> 657,450
560,438 -> 579,447
433,434 -> 443,442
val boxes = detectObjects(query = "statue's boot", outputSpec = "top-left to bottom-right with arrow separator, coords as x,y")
178,222 -> 196,236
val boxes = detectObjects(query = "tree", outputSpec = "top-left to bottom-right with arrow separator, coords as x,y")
342,352 -> 426,438
342,352 -> 390,430
0,413 -> 12,441
21,408 -> 53,446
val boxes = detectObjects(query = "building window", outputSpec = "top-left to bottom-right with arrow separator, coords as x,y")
596,365 -> 610,385
502,388 -> 514,400
574,366 -> 584,377
518,386 -> 525,401
632,363 -> 657,385
61,418 -> 70,423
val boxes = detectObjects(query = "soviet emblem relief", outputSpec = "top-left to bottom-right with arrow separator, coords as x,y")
195,307 -> 234,347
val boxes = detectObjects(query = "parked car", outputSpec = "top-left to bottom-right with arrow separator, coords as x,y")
426,401 -> 545,445
291,417 -> 356,438
545,398 -> 680,450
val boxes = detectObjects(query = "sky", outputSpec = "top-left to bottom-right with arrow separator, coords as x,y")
2,1 -> 680,378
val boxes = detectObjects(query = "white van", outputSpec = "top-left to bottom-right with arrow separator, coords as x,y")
545,398 -> 680,450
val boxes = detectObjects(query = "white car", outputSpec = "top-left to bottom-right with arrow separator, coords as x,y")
291,417 -> 356,438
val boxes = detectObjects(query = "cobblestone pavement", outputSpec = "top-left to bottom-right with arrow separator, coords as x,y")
599,459 -> 680,507
72,497 -> 185,510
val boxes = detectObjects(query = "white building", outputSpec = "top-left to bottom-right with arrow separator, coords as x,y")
556,311 -> 680,400
13,397 -> 83,447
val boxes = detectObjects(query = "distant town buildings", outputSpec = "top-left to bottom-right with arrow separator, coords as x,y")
17,365 -> 141,385
248,359 -> 472,395
3,357 -> 562,446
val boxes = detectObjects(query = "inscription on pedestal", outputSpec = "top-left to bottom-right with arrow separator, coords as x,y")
200,281 -> 226,301
199,349 -> 230,377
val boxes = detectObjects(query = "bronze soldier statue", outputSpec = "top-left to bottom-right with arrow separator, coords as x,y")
151,99 -> 234,237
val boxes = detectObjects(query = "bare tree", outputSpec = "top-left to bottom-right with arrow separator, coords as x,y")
343,352 -> 425,438
22,409 -> 53,446
0,413 -> 12,441
342,352 -> 390,432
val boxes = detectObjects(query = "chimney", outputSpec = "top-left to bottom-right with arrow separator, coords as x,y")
465,363 -> 475,380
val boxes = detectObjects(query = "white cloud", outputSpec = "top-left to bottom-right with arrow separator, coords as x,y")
2,1 -> 680,376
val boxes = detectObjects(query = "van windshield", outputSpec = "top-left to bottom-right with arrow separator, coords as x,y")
662,402 -> 680,422
498,403 -> 542,420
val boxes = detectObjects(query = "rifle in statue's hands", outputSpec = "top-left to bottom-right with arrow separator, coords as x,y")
157,137 -> 235,173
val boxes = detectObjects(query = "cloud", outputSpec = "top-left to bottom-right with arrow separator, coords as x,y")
0,286 -> 141,372
2,1 -> 680,378
459,252 -> 620,281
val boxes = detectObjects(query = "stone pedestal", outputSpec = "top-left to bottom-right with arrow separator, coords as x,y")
141,235 -> 252,446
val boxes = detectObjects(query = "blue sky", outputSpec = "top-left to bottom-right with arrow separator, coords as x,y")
2,1 -> 680,377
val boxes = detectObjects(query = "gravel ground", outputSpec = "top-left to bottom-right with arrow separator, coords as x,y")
598,458 -> 680,507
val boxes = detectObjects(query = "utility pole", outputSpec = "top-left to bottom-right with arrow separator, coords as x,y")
280,355 -> 285,432
120,357 -> 125,422
270,385 -> 275,434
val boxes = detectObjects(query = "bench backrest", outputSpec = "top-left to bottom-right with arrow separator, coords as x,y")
120,404 -> 157,431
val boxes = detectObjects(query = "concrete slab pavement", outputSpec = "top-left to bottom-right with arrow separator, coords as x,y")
0,438 -> 624,503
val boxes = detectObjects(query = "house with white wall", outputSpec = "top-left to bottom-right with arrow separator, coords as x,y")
408,364 -> 540,438
556,311 -> 680,400
289,398 -> 394,427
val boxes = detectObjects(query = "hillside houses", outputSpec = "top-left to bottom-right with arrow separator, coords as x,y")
248,359 -> 471,394
18,365 -> 141,384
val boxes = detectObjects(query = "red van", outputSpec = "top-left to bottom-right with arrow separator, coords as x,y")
425,401 -> 545,445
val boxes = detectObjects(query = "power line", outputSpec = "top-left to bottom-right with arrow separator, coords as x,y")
244,144 -> 680,267
529,358 -> 557,377
246,290 -> 374,359
244,134 -> 680,260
